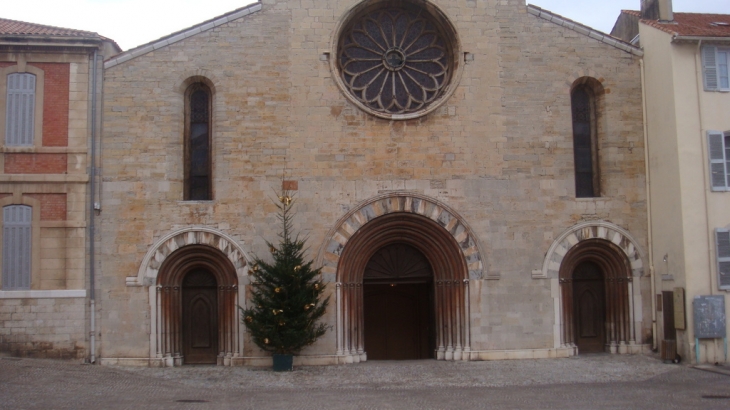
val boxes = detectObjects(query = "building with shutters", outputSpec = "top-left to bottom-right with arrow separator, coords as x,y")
96,0 -> 655,367
0,18 -> 119,358
613,1 -> 730,364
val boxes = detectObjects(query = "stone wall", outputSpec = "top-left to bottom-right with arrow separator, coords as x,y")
0,296 -> 86,359
100,0 -> 649,362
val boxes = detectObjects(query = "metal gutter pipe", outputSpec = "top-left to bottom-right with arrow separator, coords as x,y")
640,58 -> 658,351
89,48 -> 98,364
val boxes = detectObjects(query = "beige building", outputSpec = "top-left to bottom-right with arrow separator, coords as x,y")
613,1 -> 730,364
0,18 -> 119,358
99,0 -> 651,367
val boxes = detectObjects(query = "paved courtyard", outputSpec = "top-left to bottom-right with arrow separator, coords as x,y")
1,353 -> 729,409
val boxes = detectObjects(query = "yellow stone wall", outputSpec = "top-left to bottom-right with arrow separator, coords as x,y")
100,0 -> 650,361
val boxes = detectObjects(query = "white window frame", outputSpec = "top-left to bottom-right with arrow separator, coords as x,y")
707,131 -> 730,191
715,229 -> 730,290
703,45 -> 730,92
2,205 -> 32,290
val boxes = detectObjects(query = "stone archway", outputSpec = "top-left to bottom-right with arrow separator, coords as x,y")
156,245 -> 239,366
541,221 -> 645,354
130,227 -> 250,366
320,193 -> 484,362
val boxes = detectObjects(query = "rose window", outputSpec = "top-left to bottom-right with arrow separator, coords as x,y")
336,5 -> 455,118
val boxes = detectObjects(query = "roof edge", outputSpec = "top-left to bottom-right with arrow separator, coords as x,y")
672,35 -> 730,43
104,2 -> 263,69
527,5 -> 643,57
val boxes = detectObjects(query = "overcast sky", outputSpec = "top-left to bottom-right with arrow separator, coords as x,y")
2,0 -> 728,51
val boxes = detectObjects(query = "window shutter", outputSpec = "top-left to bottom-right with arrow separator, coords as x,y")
703,45 -> 718,91
708,131 -> 727,191
2,205 -> 32,290
5,73 -> 36,146
716,229 -> 730,290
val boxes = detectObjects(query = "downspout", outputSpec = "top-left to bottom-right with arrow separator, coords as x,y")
640,58 -> 658,350
89,48 -> 98,364
694,40 -> 713,296
695,39 -> 719,363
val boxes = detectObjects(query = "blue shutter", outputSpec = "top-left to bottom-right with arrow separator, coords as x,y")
716,229 -> 730,290
2,205 -> 32,290
5,73 -> 36,146
708,131 -> 727,191
703,45 -> 718,91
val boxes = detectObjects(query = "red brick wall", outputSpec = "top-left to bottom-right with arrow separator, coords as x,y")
30,63 -> 69,147
4,154 -> 67,174
0,62 -> 13,68
24,194 -> 67,220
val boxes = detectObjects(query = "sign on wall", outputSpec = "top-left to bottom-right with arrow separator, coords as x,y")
693,295 -> 726,339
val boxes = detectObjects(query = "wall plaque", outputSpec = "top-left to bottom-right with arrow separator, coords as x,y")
693,295 -> 726,339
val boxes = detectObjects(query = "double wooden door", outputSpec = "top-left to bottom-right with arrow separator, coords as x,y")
182,270 -> 218,364
364,283 -> 433,360
363,243 -> 434,360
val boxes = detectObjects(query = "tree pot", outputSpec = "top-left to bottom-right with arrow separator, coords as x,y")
272,353 -> 293,372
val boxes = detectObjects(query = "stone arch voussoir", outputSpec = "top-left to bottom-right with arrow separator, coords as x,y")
316,192 -> 486,280
541,221 -> 644,279
129,227 -> 251,287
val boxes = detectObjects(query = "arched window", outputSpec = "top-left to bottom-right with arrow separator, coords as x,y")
2,205 -> 32,289
571,82 -> 600,197
5,73 -> 36,146
185,84 -> 212,201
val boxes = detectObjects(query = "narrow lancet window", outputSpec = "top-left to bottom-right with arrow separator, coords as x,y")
185,84 -> 211,200
571,85 -> 599,197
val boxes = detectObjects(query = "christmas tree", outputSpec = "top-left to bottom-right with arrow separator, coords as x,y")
240,190 -> 329,356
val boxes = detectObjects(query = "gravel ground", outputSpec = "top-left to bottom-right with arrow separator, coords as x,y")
3,352 -> 730,409
118,352 -> 675,390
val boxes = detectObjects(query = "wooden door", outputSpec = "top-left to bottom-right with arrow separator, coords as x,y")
573,262 -> 605,353
362,243 -> 434,360
182,270 -> 218,364
364,283 -> 432,360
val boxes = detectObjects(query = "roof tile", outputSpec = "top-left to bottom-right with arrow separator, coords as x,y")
0,17 -> 98,38
639,12 -> 730,38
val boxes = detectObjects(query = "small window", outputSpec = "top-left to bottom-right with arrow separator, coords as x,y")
5,73 -> 36,146
2,205 -> 32,290
702,46 -> 730,91
184,84 -> 212,201
571,84 -> 600,198
715,229 -> 730,290
707,130 -> 730,191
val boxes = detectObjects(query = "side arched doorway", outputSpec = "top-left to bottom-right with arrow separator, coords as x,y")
363,243 -> 434,360
559,239 -> 633,353
336,212 -> 470,362
156,245 -> 239,366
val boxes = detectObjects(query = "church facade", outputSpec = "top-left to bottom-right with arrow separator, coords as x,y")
99,0 -> 650,366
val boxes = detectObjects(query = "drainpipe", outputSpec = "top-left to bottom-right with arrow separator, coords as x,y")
694,40 -> 713,296
89,48 -> 98,364
640,58 -> 658,350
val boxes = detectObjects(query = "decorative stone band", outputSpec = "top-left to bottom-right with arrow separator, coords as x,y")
127,227 -> 251,287
538,221 -> 645,279
316,192 -> 488,280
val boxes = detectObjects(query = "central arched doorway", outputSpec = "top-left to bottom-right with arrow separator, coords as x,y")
336,210 -> 471,362
363,243 -> 434,360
